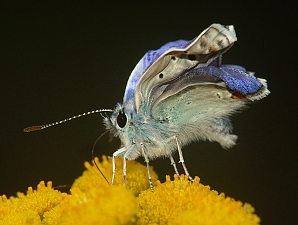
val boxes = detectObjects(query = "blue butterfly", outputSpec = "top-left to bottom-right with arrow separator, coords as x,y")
104,24 -> 269,190
25,24 -> 269,191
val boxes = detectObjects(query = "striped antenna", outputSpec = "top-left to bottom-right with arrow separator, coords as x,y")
23,109 -> 113,132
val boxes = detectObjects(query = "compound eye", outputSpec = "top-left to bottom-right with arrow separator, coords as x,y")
116,111 -> 127,128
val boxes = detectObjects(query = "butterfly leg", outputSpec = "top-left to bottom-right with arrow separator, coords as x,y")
111,147 -> 126,185
141,143 -> 154,192
175,136 -> 194,182
122,157 -> 127,185
170,155 -> 180,179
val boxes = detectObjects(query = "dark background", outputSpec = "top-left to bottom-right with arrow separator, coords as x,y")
1,2 -> 296,224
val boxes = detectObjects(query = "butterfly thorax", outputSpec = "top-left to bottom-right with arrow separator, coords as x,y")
104,103 -> 181,160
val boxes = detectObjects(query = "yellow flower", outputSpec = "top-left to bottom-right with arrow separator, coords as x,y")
0,156 -> 260,225
58,156 -> 156,224
0,181 -> 67,225
72,156 -> 158,195
137,175 -> 260,225
58,185 -> 137,225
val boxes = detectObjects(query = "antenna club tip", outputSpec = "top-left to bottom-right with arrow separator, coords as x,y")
23,126 -> 42,132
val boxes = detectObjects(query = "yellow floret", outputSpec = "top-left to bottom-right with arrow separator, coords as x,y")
137,175 -> 260,225
0,209 -> 41,225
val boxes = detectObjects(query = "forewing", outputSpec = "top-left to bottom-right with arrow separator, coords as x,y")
123,24 -> 237,112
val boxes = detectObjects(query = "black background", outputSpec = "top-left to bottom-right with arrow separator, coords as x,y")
1,2 -> 296,224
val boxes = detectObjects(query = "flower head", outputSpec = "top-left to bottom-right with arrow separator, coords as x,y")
72,156 -> 158,195
0,181 -> 67,225
137,175 -> 260,225
58,185 -> 137,225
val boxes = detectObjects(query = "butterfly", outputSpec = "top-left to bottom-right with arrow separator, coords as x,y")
24,24 -> 270,191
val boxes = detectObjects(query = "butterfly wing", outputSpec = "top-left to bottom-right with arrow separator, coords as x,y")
136,24 -> 269,148
149,58 -> 269,149
118,23 -> 270,150
150,68 -> 247,148
123,24 -> 237,113
152,62 -> 270,108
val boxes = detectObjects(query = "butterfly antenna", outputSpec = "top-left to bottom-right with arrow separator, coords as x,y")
23,109 -> 113,132
92,130 -> 110,184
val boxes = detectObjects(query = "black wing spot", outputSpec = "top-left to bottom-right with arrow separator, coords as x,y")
159,73 -> 164,79
188,55 -> 196,60
217,40 -> 224,48
171,56 -> 176,60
